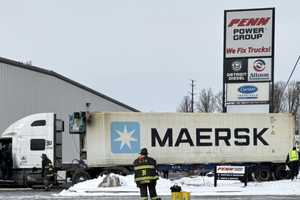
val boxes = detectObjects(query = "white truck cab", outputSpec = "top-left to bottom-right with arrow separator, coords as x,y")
0,113 -> 64,186
1,113 -> 55,169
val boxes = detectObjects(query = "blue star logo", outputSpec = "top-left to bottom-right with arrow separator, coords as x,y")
111,122 -> 140,154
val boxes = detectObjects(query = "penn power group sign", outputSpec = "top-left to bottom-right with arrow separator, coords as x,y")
223,8 -> 275,112
225,9 -> 274,58
214,165 -> 247,187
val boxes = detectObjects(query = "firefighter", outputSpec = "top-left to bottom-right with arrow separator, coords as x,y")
133,148 -> 161,200
286,146 -> 300,180
41,154 -> 55,190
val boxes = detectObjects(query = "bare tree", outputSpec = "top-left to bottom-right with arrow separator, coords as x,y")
273,81 -> 286,113
286,81 -> 300,114
273,81 -> 300,114
177,96 -> 193,112
214,91 -> 223,112
196,88 -> 215,112
178,89 -> 223,113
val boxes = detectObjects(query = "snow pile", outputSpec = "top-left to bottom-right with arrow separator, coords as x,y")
58,174 -> 300,196
98,173 -> 121,187
59,174 -> 139,196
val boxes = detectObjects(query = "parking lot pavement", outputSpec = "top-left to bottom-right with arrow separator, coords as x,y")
0,189 -> 299,200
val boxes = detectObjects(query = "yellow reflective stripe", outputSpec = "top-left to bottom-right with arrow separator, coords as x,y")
151,197 -> 159,200
140,180 -> 150,184
290,150 -> 299,161
135,176 -> 159,182
134,165 -> 155,170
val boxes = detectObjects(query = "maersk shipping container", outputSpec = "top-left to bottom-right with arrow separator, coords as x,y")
85,112 -> 295,167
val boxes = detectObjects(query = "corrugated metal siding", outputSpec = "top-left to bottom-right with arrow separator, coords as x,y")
0,62 -> 135,163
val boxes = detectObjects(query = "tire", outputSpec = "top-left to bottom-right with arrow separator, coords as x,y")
251,167 -> 271,182
258,168 -> 271,181
274,165 -> 290,180
72,170 -> 91,185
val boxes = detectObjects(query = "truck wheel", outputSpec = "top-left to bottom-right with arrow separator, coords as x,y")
258,168 -> 271,181
274,165 -> 290,180
252,167 -> 271,181
72,170 -> 91,185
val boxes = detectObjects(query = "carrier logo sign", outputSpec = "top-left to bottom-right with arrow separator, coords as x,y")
226,83 -> 269,102
248,58 -> 271,81
238,85 -> 258,99
238,85 -> 257,94
111,122 -> 140,154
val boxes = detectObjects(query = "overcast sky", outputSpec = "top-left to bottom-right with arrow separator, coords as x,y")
0,0 -> 299,112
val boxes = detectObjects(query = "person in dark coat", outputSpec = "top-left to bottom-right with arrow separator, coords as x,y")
286,146 -> 300,181
1,144 -> 12,180
133,148 -> 161,200
162,169 -> 169,179
41,154 -> 54,190
0,145 -> 3,179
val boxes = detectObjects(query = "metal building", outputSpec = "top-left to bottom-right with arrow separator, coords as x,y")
0,57 -> 138,163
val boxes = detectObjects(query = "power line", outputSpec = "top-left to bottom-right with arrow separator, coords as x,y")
282,55 -> 300,94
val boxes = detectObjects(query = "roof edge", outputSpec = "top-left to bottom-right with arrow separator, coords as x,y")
0,56 -> 139,112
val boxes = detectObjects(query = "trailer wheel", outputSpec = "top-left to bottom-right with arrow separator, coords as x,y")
72,170 -> 91,185
252,167 -> 271,182
259,168 -> 271,181
274,165 -> 290,180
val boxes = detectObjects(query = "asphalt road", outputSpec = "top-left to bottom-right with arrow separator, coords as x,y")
0,190 -> 299,200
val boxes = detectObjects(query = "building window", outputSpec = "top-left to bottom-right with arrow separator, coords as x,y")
31,120 -> 46,127
30,139 -> 45,151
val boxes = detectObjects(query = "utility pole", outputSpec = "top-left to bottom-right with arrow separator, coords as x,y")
282,56 -> 300,97
190,79 -> 195,112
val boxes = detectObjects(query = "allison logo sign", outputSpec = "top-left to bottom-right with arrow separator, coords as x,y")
253,59 -> 266,71
226,83 -> 269,102
248,58 -> 271,81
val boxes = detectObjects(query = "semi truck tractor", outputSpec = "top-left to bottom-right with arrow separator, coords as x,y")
0,112 -> 295,187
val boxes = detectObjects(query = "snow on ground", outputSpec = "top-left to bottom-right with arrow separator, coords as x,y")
58,174 -> 300,197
